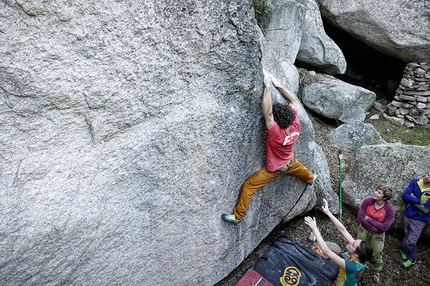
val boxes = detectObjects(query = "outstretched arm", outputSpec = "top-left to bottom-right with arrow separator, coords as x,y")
269,74 -> 298,109
262,72 -> 274,130
322,199 -> 355,244
305,216 -> 346,269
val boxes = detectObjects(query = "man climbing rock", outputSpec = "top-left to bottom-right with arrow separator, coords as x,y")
221,72 -> 316,225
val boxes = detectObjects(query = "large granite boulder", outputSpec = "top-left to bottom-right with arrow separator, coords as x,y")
260,0 -> 346,77
259,0 -> 305,66
319,0 -> 430,63
342,143 -> 430,238
326,122 -> 383,151
294,0 -> 346,74
301,73 -> 376,122
0,1 -> 336,285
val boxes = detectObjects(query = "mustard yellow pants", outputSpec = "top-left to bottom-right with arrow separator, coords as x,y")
233,158 -> 314,220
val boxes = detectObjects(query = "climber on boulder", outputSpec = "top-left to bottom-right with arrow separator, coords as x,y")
221,71 -> 316,225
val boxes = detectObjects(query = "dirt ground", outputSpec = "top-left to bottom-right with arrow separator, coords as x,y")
215,110 -> 430,286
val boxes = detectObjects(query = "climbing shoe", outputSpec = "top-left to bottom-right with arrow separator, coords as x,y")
221,214 -> 241,225
309,174 -> 318,185
372,271 -> 380,284
401,259 -> 416,268
399,249 -> 408,261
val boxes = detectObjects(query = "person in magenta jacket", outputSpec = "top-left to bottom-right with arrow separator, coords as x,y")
357,185 -> 395,284
399,172 -> 430,268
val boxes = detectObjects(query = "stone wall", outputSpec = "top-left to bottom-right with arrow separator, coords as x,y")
385,62 -> 430,127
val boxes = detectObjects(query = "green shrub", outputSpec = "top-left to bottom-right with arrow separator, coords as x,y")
254,0 -> 270,15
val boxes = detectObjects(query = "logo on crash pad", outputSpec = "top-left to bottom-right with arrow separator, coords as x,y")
280,266 -> 301,286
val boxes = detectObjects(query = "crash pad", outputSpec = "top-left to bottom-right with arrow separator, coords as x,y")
253,236 -> 339,286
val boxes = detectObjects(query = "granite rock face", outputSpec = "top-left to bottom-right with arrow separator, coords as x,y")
0,1 -> 262,285
319,0 -> 430,63
301,73 -> 376,122
5,0 -> 426,284
259,0 -> 305,65
0,1 -> 334,285
259,0 -> 346,76
295,0 -> 346,74
326,122 -> 377,151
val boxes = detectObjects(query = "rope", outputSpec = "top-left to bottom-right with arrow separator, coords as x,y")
339,150 -> 343,221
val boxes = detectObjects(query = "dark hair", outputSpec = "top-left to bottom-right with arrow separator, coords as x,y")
377,185 -> 393,201
272,103 -> 295,129
355,240 -> 375,264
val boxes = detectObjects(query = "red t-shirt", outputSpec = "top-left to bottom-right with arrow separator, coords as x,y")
365,205 -> 387,231
265,107 -> 300,172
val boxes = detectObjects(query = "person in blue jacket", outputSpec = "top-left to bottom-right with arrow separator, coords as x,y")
399,171 -> 430,268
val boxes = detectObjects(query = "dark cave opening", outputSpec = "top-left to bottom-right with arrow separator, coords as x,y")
298,20 -> 407,101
